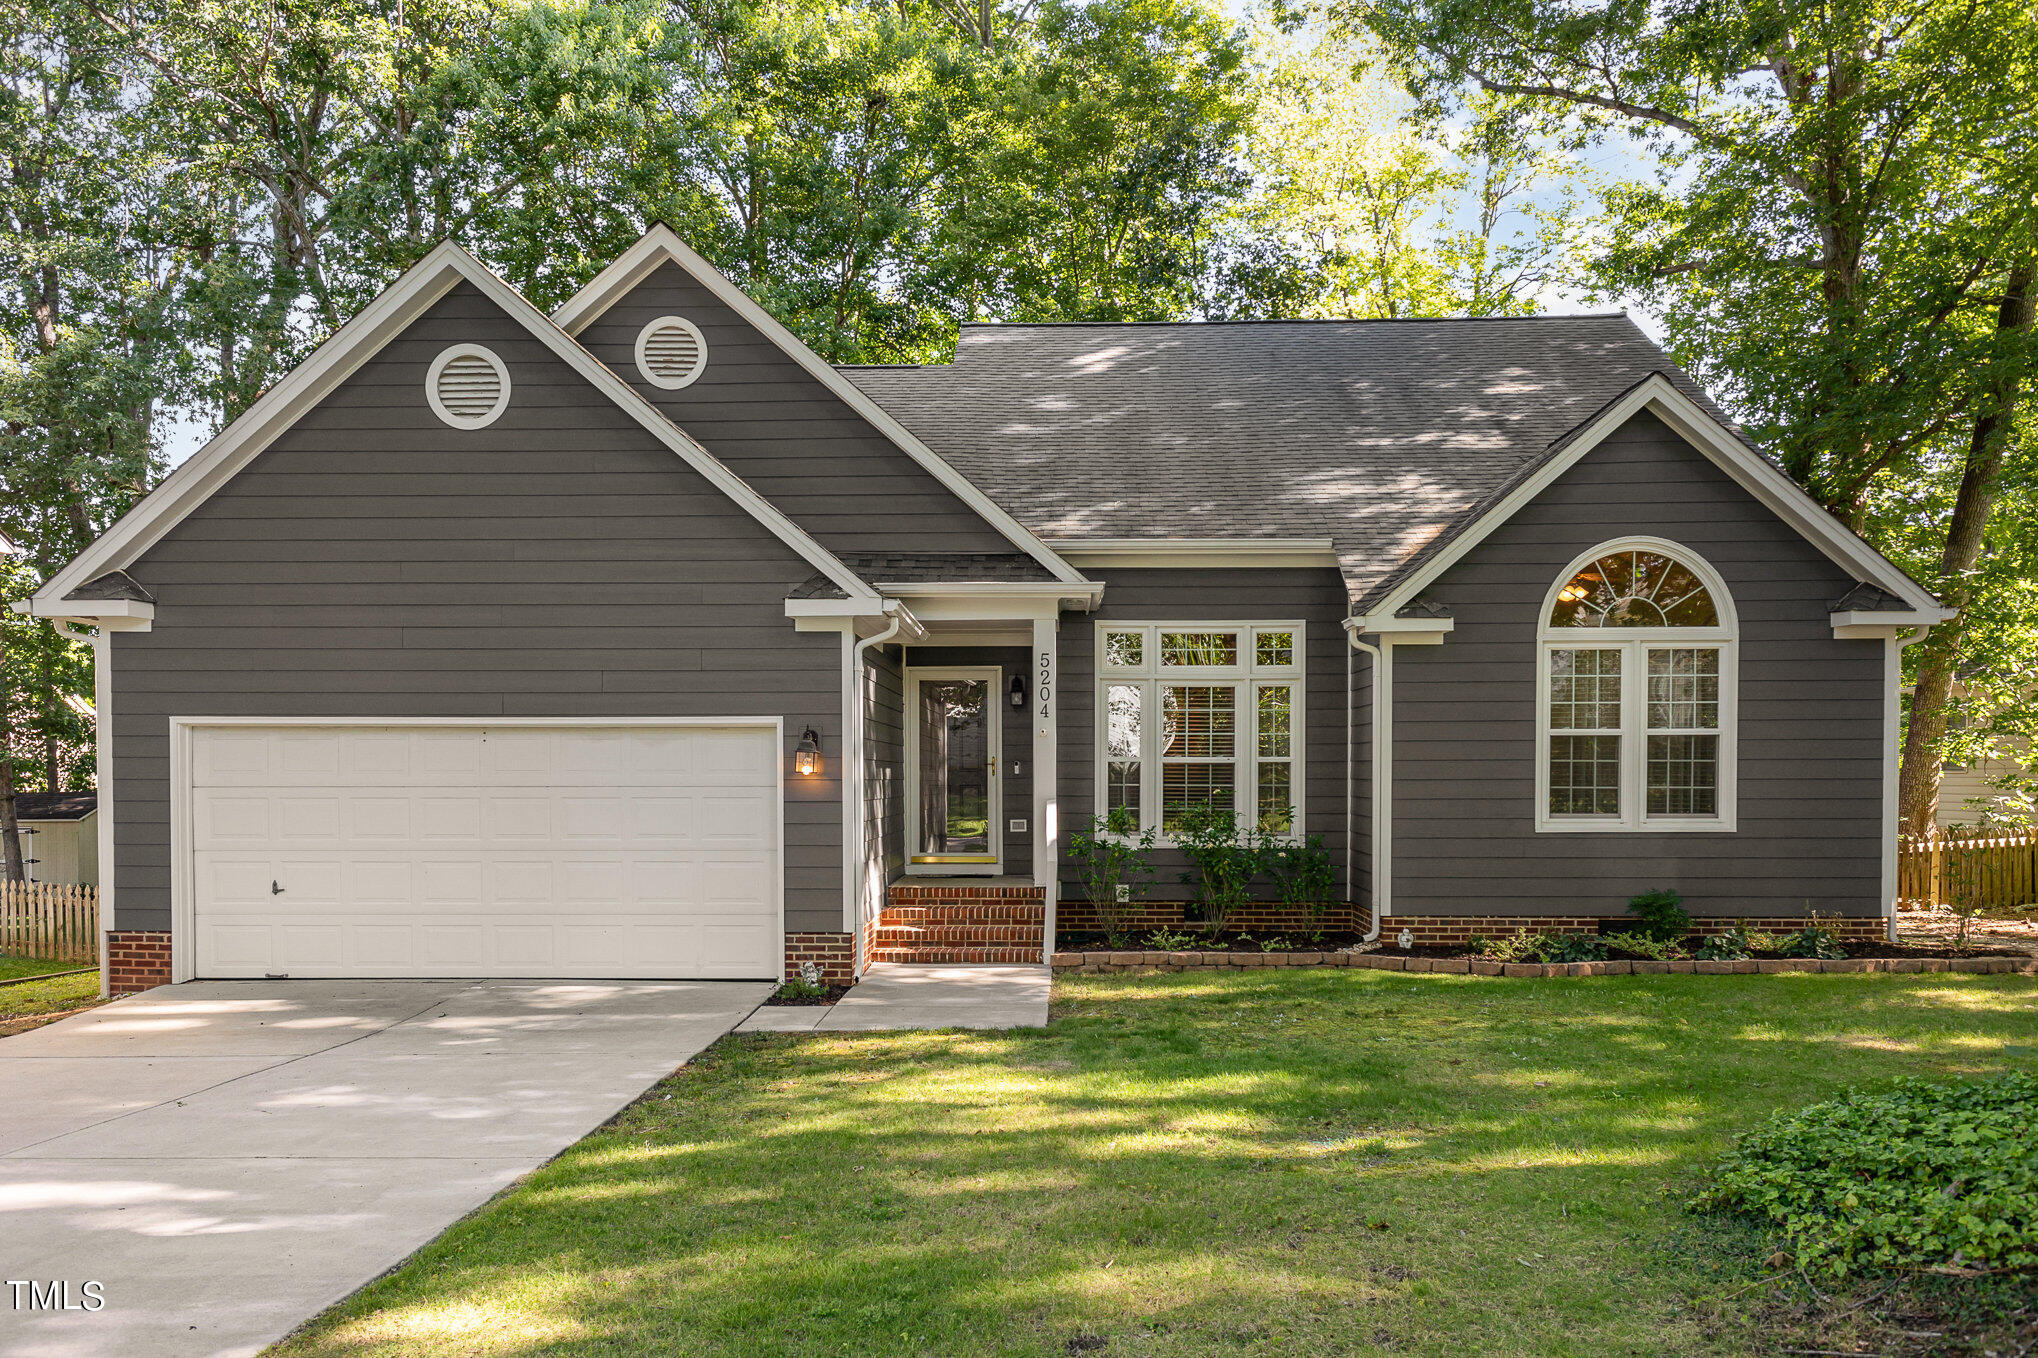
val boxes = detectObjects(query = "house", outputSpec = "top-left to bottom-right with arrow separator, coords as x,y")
17,227 -> 1949,994
11,792 -> 98,885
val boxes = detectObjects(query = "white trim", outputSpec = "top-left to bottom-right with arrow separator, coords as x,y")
1366,374 -> 1949,623
551,224 -> 1089,586
1032,616 -> 1058,957
34,242 -> 880,611
1373,638 -> 1394,921
92,628 -> 113,996
1046,539 -> 1339,569
1832,611 -> 1935,637
1092,622 -> 1307,845
904,667 -> 1004,875
1884,628 -> 1935,939
425,343 -> 511,429
168,716 -> 787,985
1533,537 -> 1739,833
1349,613 -> 1453,640
878,581 -> 1105,601
634,315 -> 709,390
14,597 -> 153,626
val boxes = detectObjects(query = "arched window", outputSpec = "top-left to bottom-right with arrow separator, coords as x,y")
1537,538 -> 1736,831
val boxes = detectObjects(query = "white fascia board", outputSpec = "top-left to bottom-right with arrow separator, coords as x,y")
34,242 -> 879,612
1045,538 -> 1339,569
552,225 -> 1090,587
1367,374 -> 1945,620
1347,613 -> 1454,640
13,597 -> 154,629
876,580 -> 1105,601
1831,609 -> 1951,633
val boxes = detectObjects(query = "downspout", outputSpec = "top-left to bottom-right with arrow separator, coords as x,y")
851,606 -> 908,972
1348,631 -> 1385,943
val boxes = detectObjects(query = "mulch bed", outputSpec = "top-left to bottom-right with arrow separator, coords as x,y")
1055,930 -> 2028,962
763,984 -> 851,1007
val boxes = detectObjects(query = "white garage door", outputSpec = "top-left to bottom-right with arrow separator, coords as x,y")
187,723 -> 781,979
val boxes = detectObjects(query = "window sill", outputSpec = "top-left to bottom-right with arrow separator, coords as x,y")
1536,817 -> 1736,834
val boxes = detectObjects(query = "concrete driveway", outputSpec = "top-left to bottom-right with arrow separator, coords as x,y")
0,978 -> 771,1358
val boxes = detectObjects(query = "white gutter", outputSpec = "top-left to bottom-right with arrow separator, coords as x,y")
1347,626 -> 1387,943
847,604 -> 917,973
1885,625 -> 1936,943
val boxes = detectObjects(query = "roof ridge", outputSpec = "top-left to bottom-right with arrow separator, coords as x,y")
956,313 -> 1634,329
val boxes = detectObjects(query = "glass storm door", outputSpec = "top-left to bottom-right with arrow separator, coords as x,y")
907,670 -> 1001,874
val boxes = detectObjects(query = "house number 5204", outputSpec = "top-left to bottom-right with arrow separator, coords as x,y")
1036,650 -> 1053,720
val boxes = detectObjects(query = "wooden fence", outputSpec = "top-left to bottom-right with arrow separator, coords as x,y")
0,882 -> 99,963
1898,828 -> 2038,914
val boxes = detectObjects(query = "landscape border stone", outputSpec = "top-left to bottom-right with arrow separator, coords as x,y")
1048,950 -> 2037,978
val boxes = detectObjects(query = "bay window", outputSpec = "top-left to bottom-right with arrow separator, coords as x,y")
1537,539 -> 1736,831
1098,623 -> 1304,838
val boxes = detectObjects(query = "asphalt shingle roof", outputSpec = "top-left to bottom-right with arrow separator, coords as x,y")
841,315 -> 1734,606
789,551 -> 1058,600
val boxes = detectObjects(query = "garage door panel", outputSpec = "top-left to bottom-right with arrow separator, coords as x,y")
190,724 -> 782,979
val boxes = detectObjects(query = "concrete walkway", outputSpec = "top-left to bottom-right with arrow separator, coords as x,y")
0,978 -> 770,1358
815,962 -> 1051,1031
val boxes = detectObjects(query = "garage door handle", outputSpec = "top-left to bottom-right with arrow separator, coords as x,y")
271,880 -> 285,895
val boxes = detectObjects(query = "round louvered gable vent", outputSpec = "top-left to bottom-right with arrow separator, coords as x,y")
426,345 -> 510,429
635,316 -> 708,390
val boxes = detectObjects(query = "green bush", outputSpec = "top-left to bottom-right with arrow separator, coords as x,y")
1779,916 -> 1848,960
1604,930 -> 1684,960
1544,933 -> 1609,963
1625,888 -> 1692,942
1067,807 -> 1156,944
1259,830 -> 1335,934
1173,803 -> 1256,932
1693,1075 -> 2038,1276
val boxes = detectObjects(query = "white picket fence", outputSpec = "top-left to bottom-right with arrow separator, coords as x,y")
0,882 -> 99,963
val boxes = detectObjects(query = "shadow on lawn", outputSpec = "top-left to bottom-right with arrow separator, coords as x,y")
278,970 -> 2038,1358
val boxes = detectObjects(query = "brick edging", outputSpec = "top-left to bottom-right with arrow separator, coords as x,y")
1049,950 -> 2038,977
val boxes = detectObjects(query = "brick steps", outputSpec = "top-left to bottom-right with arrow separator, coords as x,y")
876,881 -> 1044,964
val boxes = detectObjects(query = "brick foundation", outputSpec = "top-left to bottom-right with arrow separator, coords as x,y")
784,932 -> 857,985
1381,914 -> 1889,945
106,930 -> 172,994
1056,900 -> 1358,934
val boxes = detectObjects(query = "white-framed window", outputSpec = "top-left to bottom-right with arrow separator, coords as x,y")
1097,622 -> 1304,840
1536,537 -> 1738,832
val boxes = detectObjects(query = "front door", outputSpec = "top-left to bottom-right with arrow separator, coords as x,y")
905,669 -> 1001,875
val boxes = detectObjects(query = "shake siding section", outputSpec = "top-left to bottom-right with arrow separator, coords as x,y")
110,283 -> 844,934
1391,410 -> 1885,918
574,262 -> 1016,556
1056,568 -> 1351,903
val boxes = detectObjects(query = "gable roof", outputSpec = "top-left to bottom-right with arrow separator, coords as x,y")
551,225 -> 1089,586
842,317 -> 1941,617
14,791 -> 96,821
31,243 -> 881,613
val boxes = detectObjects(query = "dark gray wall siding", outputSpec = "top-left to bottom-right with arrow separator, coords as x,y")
1056,568 -> 1352,902
1353,646 -> 1373,914
111,282 -> 844,935
576,262 -> 1016,557
903,646 -> 1034,869
1391,410 -> 1886,918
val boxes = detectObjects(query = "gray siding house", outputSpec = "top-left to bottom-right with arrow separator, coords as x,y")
23,227 -> 1949,993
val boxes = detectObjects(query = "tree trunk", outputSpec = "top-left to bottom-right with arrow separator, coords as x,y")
1897,260 -> 2037,835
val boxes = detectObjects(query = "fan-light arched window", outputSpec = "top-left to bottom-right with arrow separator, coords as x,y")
1537,538 -> 1737,832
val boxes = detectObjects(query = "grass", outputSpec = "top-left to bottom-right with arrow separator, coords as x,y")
0,962 -> 99,1025
270,971 -> 2038,1358
0,953 -> 90,984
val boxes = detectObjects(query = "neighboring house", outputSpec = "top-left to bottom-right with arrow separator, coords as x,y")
17,227 -> 1949,994
1933,693 -> 2033,829
12,792 -> 99,885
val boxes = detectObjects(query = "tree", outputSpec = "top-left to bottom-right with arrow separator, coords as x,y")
1348,0 -> 2038,831
1222,15 -> 1595,319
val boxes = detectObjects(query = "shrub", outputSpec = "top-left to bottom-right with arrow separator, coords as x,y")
1625,888 -> 1692,943
1544,933 -> 1609,963
1173,803 -> 1257,933
1067,807 -> 1157,944
775,975 -> 829,1002
1779,915 -> 1848,960
1259,831 -> 1336,934
1478,928 -> 1557,962
1692,1075 -> 2038,1276
1604,931 -> 1684,960
1146,925 -> 1199,951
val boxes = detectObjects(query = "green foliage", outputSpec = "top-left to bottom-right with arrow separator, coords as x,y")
1172,802 -> 1256,933
1778,919 -> 1849,961
1694,922 -> 1784,962
773,975 -> 829,1002
1693,1076 -> 2038,1276
1625,889 -> 1692,944
1604,931 -> 1686,961
1479,929 -> 1609,962
1067,807 -> 1157,944
1543,932 -> 1608,963
1257,829 -> 1334,930
1145,925 -> 1201,951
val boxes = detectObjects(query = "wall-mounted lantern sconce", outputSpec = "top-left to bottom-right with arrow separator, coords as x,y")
794,726 -> 821,777
1008,674 -> 1025,709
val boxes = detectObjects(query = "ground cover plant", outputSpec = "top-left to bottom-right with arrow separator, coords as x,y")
270,968 -> 2038,1358
1693,1074 -> 2038,1275
0,966 -> 100,1031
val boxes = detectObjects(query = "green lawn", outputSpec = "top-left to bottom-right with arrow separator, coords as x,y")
0,963 -> 99,1023
271,971 -> 2038,1358
0,954 -> 90,984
